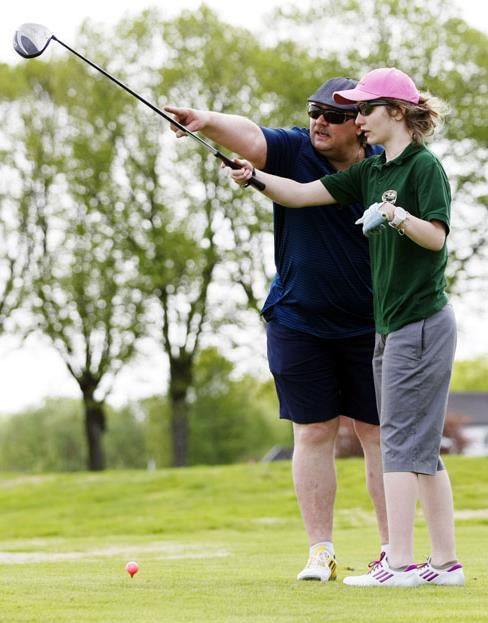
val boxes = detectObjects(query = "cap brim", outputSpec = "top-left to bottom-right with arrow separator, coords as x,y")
333,88 -> 381,104
307,98 -> 358,112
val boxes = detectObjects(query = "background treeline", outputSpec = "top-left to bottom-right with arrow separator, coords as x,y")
0,350 -> 486,473
0,1 -> 486,470
0,347 -> 290,471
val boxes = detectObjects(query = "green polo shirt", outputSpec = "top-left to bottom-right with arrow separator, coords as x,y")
321,143 -> 450,334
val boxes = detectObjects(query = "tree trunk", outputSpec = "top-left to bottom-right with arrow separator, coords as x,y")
169,357 -> 193,467
82,392 -> 106,471
170,395 -> 189,467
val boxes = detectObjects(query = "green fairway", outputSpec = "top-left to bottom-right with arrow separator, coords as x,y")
0,457 -> 487,622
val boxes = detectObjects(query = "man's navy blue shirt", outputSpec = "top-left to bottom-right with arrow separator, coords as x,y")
261,126 -> 382,338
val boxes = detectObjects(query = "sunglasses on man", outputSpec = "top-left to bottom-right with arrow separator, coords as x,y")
307,103 -> 356,124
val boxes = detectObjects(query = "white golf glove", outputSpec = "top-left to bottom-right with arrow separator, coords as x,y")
355,202 -> 388,237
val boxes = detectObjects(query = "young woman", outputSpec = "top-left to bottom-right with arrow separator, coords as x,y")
230,67 -> 464,587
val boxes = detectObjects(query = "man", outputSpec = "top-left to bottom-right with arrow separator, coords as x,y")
165,77 -> 388,582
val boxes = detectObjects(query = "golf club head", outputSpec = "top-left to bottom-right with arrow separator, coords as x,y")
13,23 -> 53,59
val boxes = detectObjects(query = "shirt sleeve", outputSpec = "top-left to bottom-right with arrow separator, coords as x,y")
260,127 -> 306,178
414,153 -> 451,233
320,161 -> 365,206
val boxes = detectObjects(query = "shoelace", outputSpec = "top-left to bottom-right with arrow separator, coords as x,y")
307,550 -> 331,567
416,557 -> 431,570
367,551 -> 386,573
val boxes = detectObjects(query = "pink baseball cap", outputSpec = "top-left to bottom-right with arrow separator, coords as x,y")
333,68 -> 420,105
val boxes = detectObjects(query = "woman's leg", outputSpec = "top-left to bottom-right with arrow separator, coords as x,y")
383,472 -> 418,568
418,469 -> 457,565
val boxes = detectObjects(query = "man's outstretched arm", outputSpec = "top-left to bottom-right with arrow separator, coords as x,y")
164,107 -> 267,170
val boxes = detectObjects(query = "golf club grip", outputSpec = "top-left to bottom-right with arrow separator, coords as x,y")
217,153 -> 266,192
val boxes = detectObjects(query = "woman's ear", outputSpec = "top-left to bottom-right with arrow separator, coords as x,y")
390,105 -> 406,122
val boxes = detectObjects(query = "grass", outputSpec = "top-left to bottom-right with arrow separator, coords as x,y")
0,456 -> 487,622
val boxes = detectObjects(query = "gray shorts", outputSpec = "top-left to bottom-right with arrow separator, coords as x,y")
373,305 -> 457,475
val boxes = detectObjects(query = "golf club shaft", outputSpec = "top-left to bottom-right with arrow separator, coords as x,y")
52,36 -> 265,191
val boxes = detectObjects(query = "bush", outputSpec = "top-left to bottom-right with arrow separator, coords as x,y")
0,398 -> 85,472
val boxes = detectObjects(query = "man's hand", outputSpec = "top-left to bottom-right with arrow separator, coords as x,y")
163,106 -> 210,138
355,202 -> 388,237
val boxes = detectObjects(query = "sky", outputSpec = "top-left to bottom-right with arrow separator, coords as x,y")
0,0 -> 487,413
1,0 -> 487,63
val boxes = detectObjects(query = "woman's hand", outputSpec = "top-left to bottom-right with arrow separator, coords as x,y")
225,160 -> 336,208
380,201 -> 396,221
226,159 -> 254,187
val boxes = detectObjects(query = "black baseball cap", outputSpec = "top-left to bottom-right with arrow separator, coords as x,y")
308,77 -> 359,111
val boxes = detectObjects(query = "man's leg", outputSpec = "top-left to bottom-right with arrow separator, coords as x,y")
337,332 -> 389,552
293,418 -> 340,581
353,420 -> 388,545
265,320 -> 343,581
292,418 -> 340,545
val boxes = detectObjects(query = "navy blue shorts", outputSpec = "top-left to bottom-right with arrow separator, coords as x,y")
266,320 -> 379,425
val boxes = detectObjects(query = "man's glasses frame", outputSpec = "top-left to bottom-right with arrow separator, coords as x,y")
307,103 -> 357,124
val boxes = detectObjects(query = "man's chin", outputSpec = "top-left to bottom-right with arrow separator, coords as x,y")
312,135 -> 333,151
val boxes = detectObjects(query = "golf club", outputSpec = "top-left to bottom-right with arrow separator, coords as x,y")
13,23 -> 266,191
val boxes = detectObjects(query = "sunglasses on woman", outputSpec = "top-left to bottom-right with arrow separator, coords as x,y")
357,100 -> 391,116
307,103 -> 356,124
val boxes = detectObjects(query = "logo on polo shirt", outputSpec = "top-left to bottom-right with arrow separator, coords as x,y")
381,189 -> 397,204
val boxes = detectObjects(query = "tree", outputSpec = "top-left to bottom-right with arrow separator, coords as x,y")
104,404 -> 147,469
5,10 -> 277,468
0,64 -> 45,334
103,7 -> 283,466
11,48 -> 146,471
188,347 -> 279,465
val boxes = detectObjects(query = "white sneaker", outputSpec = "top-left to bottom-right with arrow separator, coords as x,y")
417,559 -> 465,586
343,552 -> 419,587
297,546 -> 337,582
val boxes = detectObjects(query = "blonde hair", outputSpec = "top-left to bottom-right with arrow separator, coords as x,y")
386,94 -> 449,144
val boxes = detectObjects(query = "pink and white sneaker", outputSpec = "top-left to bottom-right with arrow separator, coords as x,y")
343,552 -> 420,587
417,559 -> 465,586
